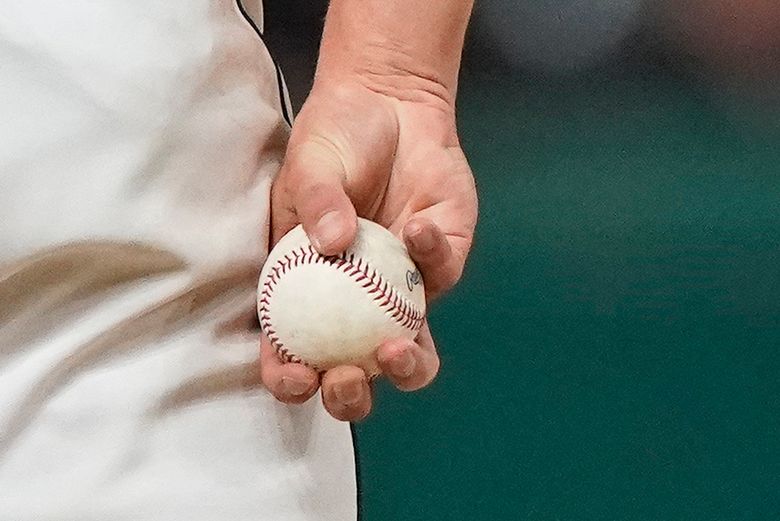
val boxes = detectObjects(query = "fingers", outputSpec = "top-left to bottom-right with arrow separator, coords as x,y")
321,366 -> 373,422
259,334 -> 320,404
377,323 -> 440,392
260,327 -> 439,418
403,218 -> 465,300
261,332 -> 373,421
274,140 -> 358,255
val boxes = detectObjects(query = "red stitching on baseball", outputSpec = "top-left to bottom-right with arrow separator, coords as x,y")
258,245 -> 424,367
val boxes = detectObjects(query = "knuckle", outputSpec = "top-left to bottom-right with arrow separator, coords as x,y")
286,138 -> 347,182
298,180 -> 341,202
292,179 -> 349,217
435,262 -> 464,291
404,346 -> 440,392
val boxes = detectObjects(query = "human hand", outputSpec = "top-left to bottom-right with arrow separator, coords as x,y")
260,76 -> 477,422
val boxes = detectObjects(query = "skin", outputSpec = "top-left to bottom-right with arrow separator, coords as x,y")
259,0 -> 478,422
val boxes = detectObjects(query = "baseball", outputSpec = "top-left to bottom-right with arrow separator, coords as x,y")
258,217 -> 426,375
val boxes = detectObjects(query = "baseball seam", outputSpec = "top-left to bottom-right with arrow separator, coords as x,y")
258,245 -> 425,366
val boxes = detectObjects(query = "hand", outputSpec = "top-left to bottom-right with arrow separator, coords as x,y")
260,76 -> 477,422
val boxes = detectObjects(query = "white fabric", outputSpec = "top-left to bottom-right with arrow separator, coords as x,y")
0,1 -> 357,520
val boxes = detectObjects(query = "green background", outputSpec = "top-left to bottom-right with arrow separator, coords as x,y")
355,63 -> 780,520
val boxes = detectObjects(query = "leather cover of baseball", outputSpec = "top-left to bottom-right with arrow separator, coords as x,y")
258,218 -> 426,374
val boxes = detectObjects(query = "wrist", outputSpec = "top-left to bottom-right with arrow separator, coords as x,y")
315,47 -> 456,112
315,0 -> 472,111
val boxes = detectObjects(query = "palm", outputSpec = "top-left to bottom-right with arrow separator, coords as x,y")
274,81 -> 477,297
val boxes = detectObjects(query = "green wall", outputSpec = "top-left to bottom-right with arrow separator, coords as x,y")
356,63 -> 780,520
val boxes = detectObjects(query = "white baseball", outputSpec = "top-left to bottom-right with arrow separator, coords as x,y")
257,218 -> 426,375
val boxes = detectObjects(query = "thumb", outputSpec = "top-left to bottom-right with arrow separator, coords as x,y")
275,139 -> 357,255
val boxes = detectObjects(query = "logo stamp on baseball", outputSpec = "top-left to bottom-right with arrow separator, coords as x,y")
257,218 -> 427,375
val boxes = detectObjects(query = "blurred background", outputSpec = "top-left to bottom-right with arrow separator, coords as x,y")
263,2 -> 780,520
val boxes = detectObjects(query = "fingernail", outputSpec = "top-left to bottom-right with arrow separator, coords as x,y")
389,351 -> 416,378
407,225 -> 435,253
312,211 -> 345,252
281,376 -> 311,397
334,379 -> 365,406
